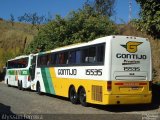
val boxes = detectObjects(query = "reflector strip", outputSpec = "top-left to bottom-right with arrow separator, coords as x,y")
115,83 -> 124,85
139,83 -> 147,85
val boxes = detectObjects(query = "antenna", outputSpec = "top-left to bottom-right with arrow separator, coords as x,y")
129,0 -> 132,22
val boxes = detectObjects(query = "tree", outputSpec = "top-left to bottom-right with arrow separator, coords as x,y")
135,0 -> 160,39
0,17 -> 3,21
25,7 -> 119,53
84,0 -> 115,16
45,12 -> 53,23
10,14 -> 15,26
18,13 -> 45,29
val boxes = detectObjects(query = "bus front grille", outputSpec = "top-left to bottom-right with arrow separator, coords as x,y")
92,85 -> 103,102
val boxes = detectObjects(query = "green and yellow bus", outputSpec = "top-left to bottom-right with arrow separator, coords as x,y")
5,55 -> 33,90
30,36 -> 152,106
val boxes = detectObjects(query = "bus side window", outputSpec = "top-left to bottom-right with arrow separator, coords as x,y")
97,45 -> 105,62
37,55 -> 46,67
47,54 -> 52,66
8,61 -> 13,69
51,53 -> 57,65
88,47 -> 96,63
68,50 -> 81,64
14,60 -> 18,68
64,52 -> 69,64
56,53 -> 59,64
82,48 -> 88,63
59,53 -> 64,64
82,47 -> 96,63
58,52 -> 69,65
68,51 -> 76,64
76,50 -> 81,64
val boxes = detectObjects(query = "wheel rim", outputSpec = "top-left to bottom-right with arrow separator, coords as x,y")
80,89 -> 86,104
69,87 -> 78,104
70,90 -> 76,100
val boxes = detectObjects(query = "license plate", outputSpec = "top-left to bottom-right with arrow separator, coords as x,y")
131,87 -> 139,90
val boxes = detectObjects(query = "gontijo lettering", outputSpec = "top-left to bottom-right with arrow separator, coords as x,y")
116,53 -> 147,59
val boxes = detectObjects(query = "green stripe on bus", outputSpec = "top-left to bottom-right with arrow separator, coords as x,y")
41,68 -> 50,93
45,68 -> 55,94
8,70 -> 15,75
21,70 -> 29,75
7,70 -> 29,75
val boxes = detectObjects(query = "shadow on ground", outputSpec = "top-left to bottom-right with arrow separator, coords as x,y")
0,103 -> 29,120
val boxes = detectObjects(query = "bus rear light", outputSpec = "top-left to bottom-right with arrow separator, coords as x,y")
139,83 -> 147,85
115,83 -> 124,85
28,76 -> 31,81
107,81 -> 112,91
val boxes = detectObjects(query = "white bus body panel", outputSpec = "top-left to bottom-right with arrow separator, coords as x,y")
110,36 -> 152,81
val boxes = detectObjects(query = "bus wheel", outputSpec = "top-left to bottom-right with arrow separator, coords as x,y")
7,80 -> 10,87
79,87 -> 88,107
69,86 -> 78,104
18,81 -> 21,90
37,82 -> 41,95
21,81 -> 24,91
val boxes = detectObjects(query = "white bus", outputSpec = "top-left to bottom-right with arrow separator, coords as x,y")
5,55 -> 33,90
30,36 -> 152,106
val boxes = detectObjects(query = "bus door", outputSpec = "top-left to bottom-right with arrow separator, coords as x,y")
30,55 -> 37,80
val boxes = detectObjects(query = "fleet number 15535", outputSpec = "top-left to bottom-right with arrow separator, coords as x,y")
86,69 -> 102,76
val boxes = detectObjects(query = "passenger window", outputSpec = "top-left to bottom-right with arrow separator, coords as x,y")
50,53 -> 56,65
97,45 -> 105,62
76,50 -> 81,64
46,54 -> 52,66
37,54 -> 51,67
68,51 -> 76,64
68,50 -> 81,64
82,47 -> 96,63
58,52 -> 69,64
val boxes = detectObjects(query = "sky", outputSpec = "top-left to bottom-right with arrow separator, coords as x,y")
0,0 -> 140,24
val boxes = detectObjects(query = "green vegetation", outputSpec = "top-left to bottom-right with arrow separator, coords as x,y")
0,20 -> 37,72
133,0 -> 160,39
84,0 -> 115,16
26,7 -> 118,53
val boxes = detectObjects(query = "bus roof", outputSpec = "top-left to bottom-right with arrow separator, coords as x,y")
8,55 -> 29,62
36,35 -> 148,55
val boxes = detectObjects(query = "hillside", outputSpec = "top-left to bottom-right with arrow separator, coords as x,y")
0,20 -> 38,71
0,20 -> 159,82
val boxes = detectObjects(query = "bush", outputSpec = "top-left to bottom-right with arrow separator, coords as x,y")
26,7 -> 119,53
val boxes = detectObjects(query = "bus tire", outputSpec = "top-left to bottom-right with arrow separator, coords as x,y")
79,87 -> 88,107
18,81 -> 21,90
21,81 -> 24,91
36,82 -> 41,95
7,79 -> 10,87
69,86 -> 78,104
